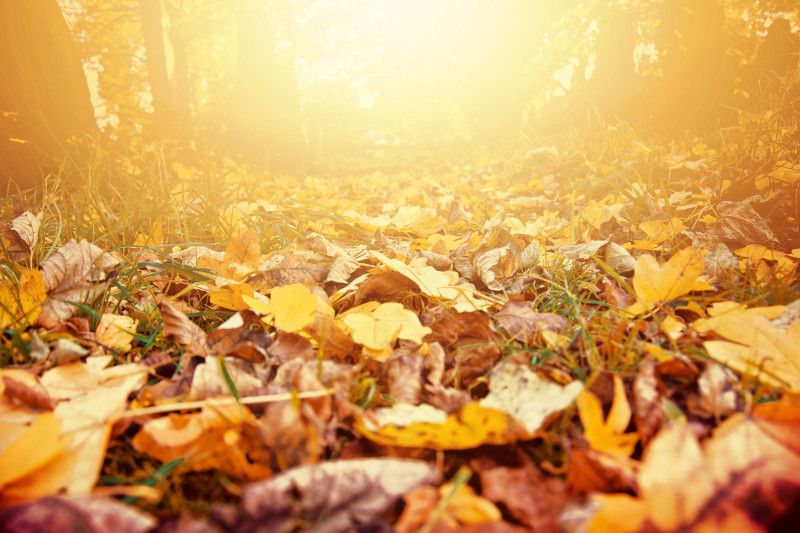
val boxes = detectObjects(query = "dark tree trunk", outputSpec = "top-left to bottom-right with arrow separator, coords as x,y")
227,4 -> 306,174
140,0 -> 190,137
0,0 -> 95,192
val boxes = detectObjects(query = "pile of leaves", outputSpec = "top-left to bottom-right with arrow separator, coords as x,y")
1,125 -> 800,532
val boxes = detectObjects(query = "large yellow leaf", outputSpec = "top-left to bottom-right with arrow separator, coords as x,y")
0,413 -> 64,489
628,247 -> 707,314
343,302 -> 431,354
265,284 -> 318,332
702,314 -> 800,392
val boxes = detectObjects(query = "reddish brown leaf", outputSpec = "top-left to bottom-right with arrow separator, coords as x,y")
2,375 -> 55,411
495,301 -> 566,344
633,358 -> 663,445
424,311 -> 503,384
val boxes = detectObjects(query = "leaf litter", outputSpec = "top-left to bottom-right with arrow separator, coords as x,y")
2,132 -> 800,532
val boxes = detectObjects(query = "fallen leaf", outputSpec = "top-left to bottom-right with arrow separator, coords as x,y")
343,302 -> 431,360
95,313 -> 137,352
480,361 -> 583,435
354,402 -> 524,449
627,247 -> 708,314
158,300 -> 207,349
495,301 -> 566,344
577,374 -> 638,458
214,458 -> 439,533
133,402 -> 271,480
0,496 -> 156,533
38,240 -> 117,321
0,269 -> 46,329
702,316 -> 800,392
591,400 -> 800,532
0,413 -> 64,489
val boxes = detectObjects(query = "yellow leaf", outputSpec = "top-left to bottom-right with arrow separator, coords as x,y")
95,313 -> 137,351
629,247 -> 705,313
225,227 -> 261,270
343,313 -> 401,351
210,283 -> 255,311
265,284 -> 317,332
372,251 -> 458,299
353,402 -> 520,450
702,316 -> 800,392
577,375 -> 638,458
0,413 -> 64,489
0,269 -> 46,329
344,302 -> 431,352
440,482 -> 502,525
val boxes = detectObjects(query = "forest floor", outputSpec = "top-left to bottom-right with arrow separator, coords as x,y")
1,120 -> 800,532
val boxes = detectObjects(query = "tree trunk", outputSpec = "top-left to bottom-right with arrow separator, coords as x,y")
227,4 -> 306,174
0,0 -> 95,192
140,0 -> 190,137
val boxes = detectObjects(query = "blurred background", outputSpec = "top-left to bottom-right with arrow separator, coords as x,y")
1,0 -> 798,186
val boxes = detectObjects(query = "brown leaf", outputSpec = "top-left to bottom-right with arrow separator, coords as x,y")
353,270 -> 420,306
255,254 -> 329,289
0,222 -> 31,263
305,315 -> 361,363
382,351 -> 424,404
712,200 -> 776,245
471,228 -> 521,291
206,324 -> 271,362
158,300 -> 207,349
2,375 -> 55,411
268,330 -> 315,363
424,311 -> 503,385
38,240 -> 117,321
214,458 -> 440,533
0,496 -> 156,533
566,448 -> 637,496
479,457 -> 568,531
633,358 -> 663,445
495,301 -> 567,344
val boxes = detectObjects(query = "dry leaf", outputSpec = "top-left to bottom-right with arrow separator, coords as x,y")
158,300 -> 207,348
591,400 -> 800,532
0,269 -> 46,329
38,240 -> 117,321
577,374 -> 639,458
0,496 -> 156,533
354,402 -> 524,449
480,361 -> 582,435
95,313 -> 137,352
215,458 -> 439,533
133,403 -> 271,480
495,301 -> 566,344
627,247 -> 708,314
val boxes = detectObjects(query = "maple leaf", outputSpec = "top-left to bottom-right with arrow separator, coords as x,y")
243,283 -> 325,333
577,374 -> 638,458
698,312 -> 800,392
626,247 -> 710,315
342,301 -> 432,360
591,400 -> 800,532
